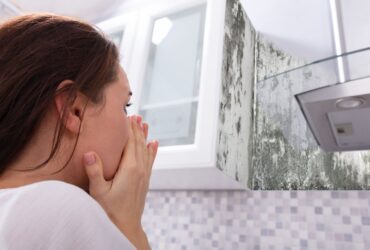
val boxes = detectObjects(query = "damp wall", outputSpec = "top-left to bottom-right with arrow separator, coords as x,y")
217,0 -> 370,190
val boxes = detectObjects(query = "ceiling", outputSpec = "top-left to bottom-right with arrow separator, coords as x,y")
0,0 -> 122,22
242,0 -> 335,61
0,0 -> 369,63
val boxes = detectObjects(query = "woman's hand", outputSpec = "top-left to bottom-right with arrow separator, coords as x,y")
83,115 -> 158,249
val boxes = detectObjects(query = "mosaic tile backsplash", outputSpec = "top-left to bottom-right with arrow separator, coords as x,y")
142,190 -> 370,250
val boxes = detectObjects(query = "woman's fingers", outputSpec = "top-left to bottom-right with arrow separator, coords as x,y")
147,140 -> 158,174
139,120 -> 149,169
83,151 -> 109,197
132,115 -> 148,167
123,117 -> 137,162
143,122 -> 148,140
115,115 -> 155,185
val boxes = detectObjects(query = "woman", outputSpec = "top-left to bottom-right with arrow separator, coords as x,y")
0,13 -> 158,250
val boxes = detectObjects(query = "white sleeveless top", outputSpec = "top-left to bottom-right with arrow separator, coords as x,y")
0,180 -> 136,250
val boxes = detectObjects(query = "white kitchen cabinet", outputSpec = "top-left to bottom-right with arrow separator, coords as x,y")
96,13 -> 138,73
97,0 -> 246,190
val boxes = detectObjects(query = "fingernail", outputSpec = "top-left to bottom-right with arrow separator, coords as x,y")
137,116 -> 142,124
83,153 -> 96,166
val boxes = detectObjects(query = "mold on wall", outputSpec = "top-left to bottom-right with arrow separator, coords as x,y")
216,0 -> 255,188
250,34 -> 370,190
217,0 -> 370,190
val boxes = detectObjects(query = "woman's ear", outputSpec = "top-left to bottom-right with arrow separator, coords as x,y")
54,80 -> 87,134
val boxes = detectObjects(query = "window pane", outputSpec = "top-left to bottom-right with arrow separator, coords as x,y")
140,4 -> 206,146
109,30 -> 124,49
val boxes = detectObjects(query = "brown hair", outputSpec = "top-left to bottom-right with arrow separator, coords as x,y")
0,13 -> 119,175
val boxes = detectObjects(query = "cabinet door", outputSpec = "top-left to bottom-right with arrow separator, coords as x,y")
138,5 -> 205,147
129,0 -> 227,171
96,13 -> 138,73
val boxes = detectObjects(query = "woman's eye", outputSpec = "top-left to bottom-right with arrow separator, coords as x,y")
123,103 -> 132,113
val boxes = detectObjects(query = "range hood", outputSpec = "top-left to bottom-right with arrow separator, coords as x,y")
259,47 -> 370,152
295,77 -> 370,152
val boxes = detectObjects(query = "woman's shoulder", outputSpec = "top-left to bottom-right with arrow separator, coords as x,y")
0,179 -> 89,196
0,180 -> 136,250
0,179 -> 87,195
0,180 -> 113,229
33,180 -> 90,200
0,180 -> 95,212
0,180 -> 103,230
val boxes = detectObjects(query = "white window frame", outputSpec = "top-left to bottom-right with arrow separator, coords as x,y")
129,0 -> 227,171
96,12 -> 138,74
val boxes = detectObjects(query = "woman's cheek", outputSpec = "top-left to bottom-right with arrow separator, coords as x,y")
104,122 -> 129,180
105,136 -> 128,180
104,159 -> 120,180
121,118 -> 130,148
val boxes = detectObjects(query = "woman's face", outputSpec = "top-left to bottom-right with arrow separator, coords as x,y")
78,66 -> 132,181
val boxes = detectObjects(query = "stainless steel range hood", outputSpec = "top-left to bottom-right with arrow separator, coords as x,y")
294,47 -> 370,152
259,47 -> 370,152
296,76 -> 370,152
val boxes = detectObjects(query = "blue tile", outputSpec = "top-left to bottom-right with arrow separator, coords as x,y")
290,206 -> 298,214
275,206 -> 283,213
316,223 -> 325,231
315,207 -> 323,214
361,216 -> 370,225
300,239 -> 308,247
343,234 -> 353,242
290,191 -> 298,198
239,235 -> 247,242
358,191 -> 370,199
261,229 -> 275,236
331,192 -> 340,199
211,240 -> 218,247
342,216 -> 351,224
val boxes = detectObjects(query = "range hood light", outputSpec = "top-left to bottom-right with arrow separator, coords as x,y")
336,97 -> 365,109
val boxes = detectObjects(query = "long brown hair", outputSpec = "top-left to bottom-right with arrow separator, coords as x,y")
0,13 -> 119,175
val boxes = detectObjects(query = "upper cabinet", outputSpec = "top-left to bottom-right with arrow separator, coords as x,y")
96,13 -> 138,73
97,0 -> 251,190
135,4 -> 205,148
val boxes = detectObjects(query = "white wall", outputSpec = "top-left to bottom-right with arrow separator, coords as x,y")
6,0 -> 370,65
241,0 -> 335,62
339,0 -> 370,52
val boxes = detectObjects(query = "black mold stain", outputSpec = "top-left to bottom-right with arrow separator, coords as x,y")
223,150 -> 228,165
236,116 -> 241,135
303,71 -> 312,79
220,103 -> 225,123
216,0 -> 255,185
251,34 -> 370,190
